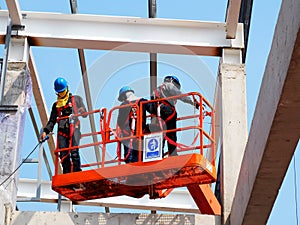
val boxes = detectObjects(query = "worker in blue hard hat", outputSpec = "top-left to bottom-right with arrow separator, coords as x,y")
151,75 -> 199,156
40,77 -> 87,174
117,86 -> 152,163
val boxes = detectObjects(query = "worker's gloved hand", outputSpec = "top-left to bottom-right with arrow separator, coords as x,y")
39,132 -> 48,143
193,101 -> 200,110
78,107 -> 87,118
78,107 -> 85,114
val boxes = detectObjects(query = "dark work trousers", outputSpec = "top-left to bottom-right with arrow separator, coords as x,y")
123,138 -> 139,163
122,133 -> 144,163
160,104 -> 178,156
58,128 -> 82,173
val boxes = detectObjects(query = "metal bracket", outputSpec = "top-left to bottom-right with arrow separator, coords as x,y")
0,58 -> 3,73
11,24 -> 25,31
0,21 -> 12,105
11,24 -> 25,36
0,105 -> 18,112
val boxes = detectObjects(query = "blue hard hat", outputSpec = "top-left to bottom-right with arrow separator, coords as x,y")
118,86 -> 134,101
164,75 -> 181,89
54,77 -> 68,93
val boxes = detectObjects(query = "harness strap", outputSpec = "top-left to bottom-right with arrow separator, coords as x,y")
154,84 -> 176,123
60,149 -> 72,164
116,99 -> 141,162
164,132 -> 199,150
120,99 -> 139,135
163,105 -> 176,123
56,101 -> 71,116
71,96 -> 80,127
114,126 -> 122,161
112,127 -> 129,162
69,96 -> 79,172
58,131 -> 69,138
56,96 -> 80,172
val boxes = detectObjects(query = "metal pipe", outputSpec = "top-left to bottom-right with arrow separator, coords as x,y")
0,19 -> 12,105
148,0 -> 157,94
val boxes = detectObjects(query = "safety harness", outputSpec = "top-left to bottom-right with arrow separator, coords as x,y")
153,84 -> 177,133
154,84 -> 201,155
56,95 -> 80,171
117,99 -> 142,162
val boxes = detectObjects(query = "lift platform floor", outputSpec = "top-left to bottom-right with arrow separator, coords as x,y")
52,153 -> 216,201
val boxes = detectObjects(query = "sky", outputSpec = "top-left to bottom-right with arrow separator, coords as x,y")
0,0 -> 299,224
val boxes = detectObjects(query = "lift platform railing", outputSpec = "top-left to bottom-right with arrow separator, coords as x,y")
104,91 -> 215,166
137,91 -> 215,163
53,92 -> 215,176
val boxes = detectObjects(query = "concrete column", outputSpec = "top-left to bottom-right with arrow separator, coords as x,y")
219,49 -> 248,225
0,37 -> 31,224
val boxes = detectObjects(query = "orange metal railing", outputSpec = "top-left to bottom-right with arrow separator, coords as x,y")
53,92 -> 215,176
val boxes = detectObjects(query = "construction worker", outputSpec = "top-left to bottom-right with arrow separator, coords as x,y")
117,86 -> 152,163
151,75 -> 199,156
40,77 -> 87,174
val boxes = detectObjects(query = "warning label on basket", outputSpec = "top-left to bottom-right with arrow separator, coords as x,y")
143,133 -> 163,162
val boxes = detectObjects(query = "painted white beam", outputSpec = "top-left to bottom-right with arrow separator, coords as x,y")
17,178 -> 199,213
231,0 -> 300,224
0,10 -> 243,56
225,0 -> 242,39
5,0 -> 22,25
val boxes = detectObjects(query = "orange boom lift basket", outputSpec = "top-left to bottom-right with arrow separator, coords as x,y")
52,92 -> 218,211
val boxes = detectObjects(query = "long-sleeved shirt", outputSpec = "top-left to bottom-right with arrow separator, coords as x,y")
153,82 -> 194,106
43,94 -> 87,135
117,98 -> 152,136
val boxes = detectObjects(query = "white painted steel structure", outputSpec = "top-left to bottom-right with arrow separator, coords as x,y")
0,11 -> 243,56
1,1 -> 237,215
2,0 -> 299,225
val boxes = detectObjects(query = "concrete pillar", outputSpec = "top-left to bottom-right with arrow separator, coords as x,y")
219,49 -> 248,225
0,37 -> 31,224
